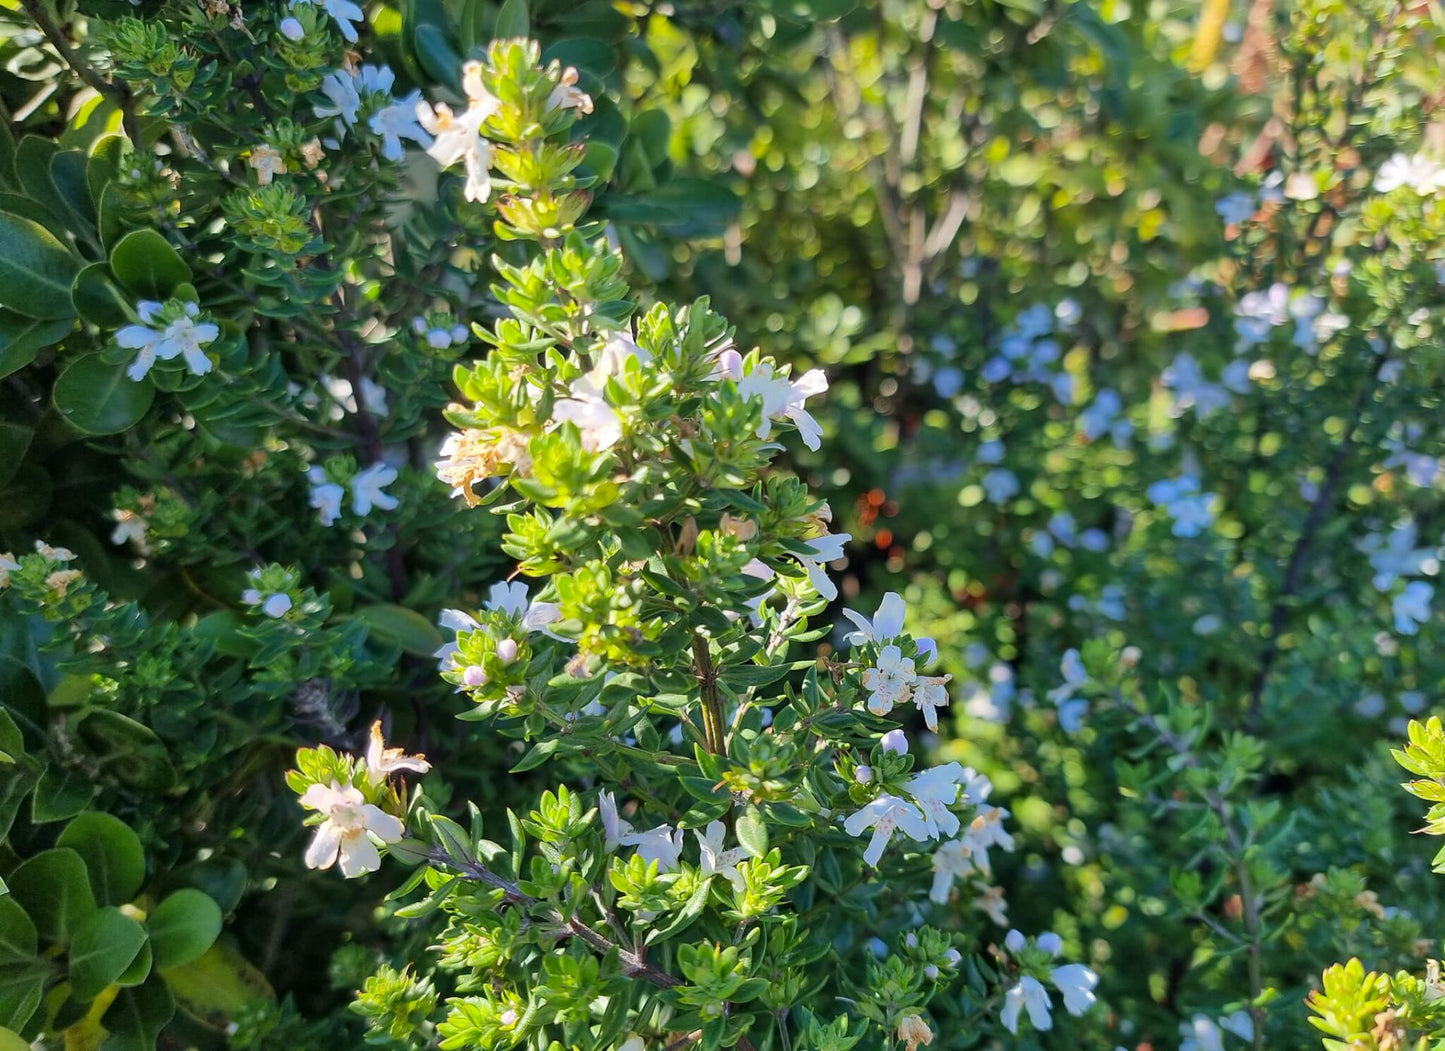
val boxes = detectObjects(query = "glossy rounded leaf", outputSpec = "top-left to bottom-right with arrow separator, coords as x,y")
71,263 -> 131,328
67,906 -> 147,1002
108,229 -> 190,299
146,890 -> 222,969
53,353 -> 154,436
57,811 -> 146,906
8,847 -> 96,944
0,212 -> 81,320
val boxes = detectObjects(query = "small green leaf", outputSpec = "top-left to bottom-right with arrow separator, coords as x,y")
109,229 -> 190,300
735,805 -> 768,859
53,353 -> 155,435
146,890 -> 222,970
67,906 -> 148,1001
57,812 -> 147,906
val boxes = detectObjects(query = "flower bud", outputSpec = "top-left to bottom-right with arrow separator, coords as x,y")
463,664 -> 487,687
496,638 -> 519,664
854,765 -> 873,784
262,593 -> 293,618
881,729 -> 909,755
279,16 -> 304,40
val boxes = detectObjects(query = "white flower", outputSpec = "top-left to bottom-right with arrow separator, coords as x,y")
434,607 -> 478,672
0,552 -> 19,588
1375,152 -> 1445,195
547,67 -> 593,114
627,824 -> 685,871
352,463 -> 399,516
365,721 -> 430,777
862,644 -> 915,716
417,70 -> 500,202
110,509 -> 148,549
913,675 -> 952,731
1394,580 -> 1433,635
844,793 -> 930,867
299,782 -> 404,877
1001,975 -> 1053,1034
796,530 -> 850,601
736,363 -> 829,450
484,580 -> 563,636
1050,963 -> 1098,1016
116,301 -> 218,381
552,379 -> 623,452
291,0 -> 364,41
598,789 -> 631,850
695,821 -> 746,891
307,466 -> 345,526
930,839 -> 974,904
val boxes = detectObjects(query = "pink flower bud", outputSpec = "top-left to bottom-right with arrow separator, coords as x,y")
463,665 -> 487,687
496,638 -> 519,664
881,729 -> 909,755
855,765 -> 873,784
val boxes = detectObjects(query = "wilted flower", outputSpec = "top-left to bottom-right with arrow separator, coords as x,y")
365,722 -> 430,778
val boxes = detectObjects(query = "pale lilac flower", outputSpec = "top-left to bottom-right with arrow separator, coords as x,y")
116,301 -> 218,381
307,467 -> 346,526
1394,581 -> 1433,635
352,463 -> 399,515
982,469 -> 1019,505
370,91 -> 430,161
906,762 -> 968,840
293,0 -> 364,42
1215,192 -> 1255,225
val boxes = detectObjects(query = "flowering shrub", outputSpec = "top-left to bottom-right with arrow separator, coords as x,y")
1,0 -> 1444,1049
